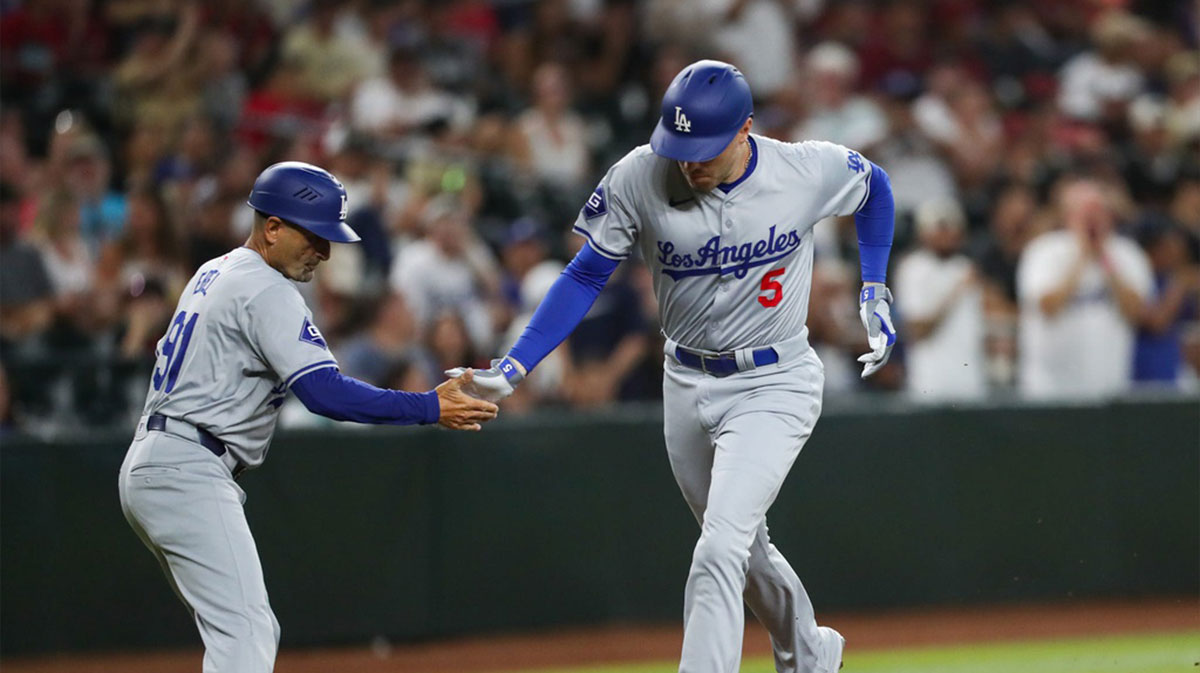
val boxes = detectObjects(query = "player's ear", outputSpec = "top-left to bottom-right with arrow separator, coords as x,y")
263,216 -> 285,243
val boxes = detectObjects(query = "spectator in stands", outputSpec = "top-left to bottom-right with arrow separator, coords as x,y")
975,184 -> 1043,389
32,190 -> 96,338
390,198 -> 501,355
857,1 -> 933,88
896,198 -> 987,401
0,182 -> 54,349
514,61 -> 590,190
336,292 -> 426,388
807,258 -> 862,394
237,57 -> 327,154
1057,11 -> 1151,124
1133,219 -> 1200,387
1163,51 -> 1200,149
193,29 -> 249,133
281,0 -> 375,103
791,42 -> 887,151
328,136 -> 408,282
96,188 -> 187,356
872,73 -> 958,222
920,76 -> 1004,194
350,47 -> 468,147
110,2 -> 201,135
60,135 -> 127,254
420,308 -> 483,387
1017,178 -> 1154,399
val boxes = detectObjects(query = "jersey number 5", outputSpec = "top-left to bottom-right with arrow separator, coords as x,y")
152,310 -> 199,393
758,268 -> 785,308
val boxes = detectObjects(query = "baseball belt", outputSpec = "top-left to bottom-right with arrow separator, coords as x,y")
673,345 -> 779,377
146,414 -> 246,479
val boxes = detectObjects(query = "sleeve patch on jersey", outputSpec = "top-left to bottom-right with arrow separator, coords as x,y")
299,317 -> 328,349
847,150 -> 865,174
582,184 -> 608,220
844,149 -> 864,172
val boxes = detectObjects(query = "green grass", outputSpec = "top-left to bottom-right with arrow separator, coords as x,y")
509,631 -> 1200,673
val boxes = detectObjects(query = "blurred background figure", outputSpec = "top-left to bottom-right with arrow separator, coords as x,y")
0,0 -> 1196,432
1017,179 -> 1153,399
1133,218 -> 1200,389
896,198 -> 986,402
791,41 -> 887,151
390,198 -> 501,356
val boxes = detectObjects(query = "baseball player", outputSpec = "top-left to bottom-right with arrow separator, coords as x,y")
118,162 -> 498,673
449,61 -> 896,672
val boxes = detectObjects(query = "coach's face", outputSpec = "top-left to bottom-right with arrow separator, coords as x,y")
266,216 -> 331,282
678,118 -> 753,193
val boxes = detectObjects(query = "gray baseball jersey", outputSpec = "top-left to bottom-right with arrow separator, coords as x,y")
573,134 -> 873,352
141,246 -> 338,468
574,134 -> 867,671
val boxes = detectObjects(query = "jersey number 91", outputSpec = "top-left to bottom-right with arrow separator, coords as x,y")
153,310 -> 200,394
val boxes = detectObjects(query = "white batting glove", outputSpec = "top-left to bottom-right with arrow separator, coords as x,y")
445,355 -> 525,403
857,284 -> 896,379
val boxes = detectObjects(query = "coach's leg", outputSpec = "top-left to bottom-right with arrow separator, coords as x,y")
121,435 -> 278,673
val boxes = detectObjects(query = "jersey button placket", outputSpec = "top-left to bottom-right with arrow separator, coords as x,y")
719,217 -> 734,291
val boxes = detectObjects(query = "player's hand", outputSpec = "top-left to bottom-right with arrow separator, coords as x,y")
857,283 -> 896,379
434,370 -> 500,431
445,355 -> 524,403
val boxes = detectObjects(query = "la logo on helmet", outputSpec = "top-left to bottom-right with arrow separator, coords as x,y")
674,106 -> 691,133
339,194 -> 348,220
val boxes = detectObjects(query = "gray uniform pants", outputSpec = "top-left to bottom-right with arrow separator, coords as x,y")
118,423 -> 279,672
663,338 -> 830,673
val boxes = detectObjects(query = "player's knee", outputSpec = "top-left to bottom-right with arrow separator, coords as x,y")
226,605 -> 278,665
690,529 -> 751,577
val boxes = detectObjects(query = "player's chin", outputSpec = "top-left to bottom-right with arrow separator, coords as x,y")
291,266 -> 317,283
685,175 -> 717,192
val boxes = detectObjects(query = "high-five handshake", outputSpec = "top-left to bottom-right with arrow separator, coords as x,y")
445,355 -> 525,404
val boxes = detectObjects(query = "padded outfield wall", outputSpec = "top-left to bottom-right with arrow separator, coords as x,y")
1,395 -> 1196,654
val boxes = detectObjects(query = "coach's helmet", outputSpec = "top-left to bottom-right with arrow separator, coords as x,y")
247,162 -> 361,243
650,60 -> 754,163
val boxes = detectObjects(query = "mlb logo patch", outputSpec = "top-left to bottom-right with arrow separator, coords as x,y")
299,317 -> 328,349
583,185 -> 608,220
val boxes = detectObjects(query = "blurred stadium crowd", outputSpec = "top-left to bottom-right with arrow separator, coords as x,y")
1,0 -> 1197,435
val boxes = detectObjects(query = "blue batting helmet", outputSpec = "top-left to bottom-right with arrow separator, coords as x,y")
247,162 -> 360,243
650,60 -> 753,163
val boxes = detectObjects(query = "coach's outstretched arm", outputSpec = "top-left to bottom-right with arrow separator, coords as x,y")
855,161 -> 898,379
446,242 -> 620,402
292,368 -> 499,431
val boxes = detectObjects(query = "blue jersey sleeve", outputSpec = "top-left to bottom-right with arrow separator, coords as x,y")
507,242 -> 620,372
855,161 -> 895,283
291,367 -> 440,425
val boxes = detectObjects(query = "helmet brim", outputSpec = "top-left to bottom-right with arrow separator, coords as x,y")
292,218 -> 362,243
649,117 -> 741,163
247,200 -> 363,243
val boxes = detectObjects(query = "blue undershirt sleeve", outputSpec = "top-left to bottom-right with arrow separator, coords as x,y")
855,161 -> 895,284
291,367 -> 440,425
507,242 -> 620,372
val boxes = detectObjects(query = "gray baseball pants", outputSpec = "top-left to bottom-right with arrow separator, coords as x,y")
119,422 -> 278,672
663,335 -> 830,673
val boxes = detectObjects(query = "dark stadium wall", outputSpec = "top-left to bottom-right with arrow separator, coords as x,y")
2,397 -> 1196,655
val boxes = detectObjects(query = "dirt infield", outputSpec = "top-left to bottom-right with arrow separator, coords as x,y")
4,598 -> 1196,673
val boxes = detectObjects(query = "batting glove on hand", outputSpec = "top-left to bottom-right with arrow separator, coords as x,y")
857,284 -> 896,379
445,355 -> 524,403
